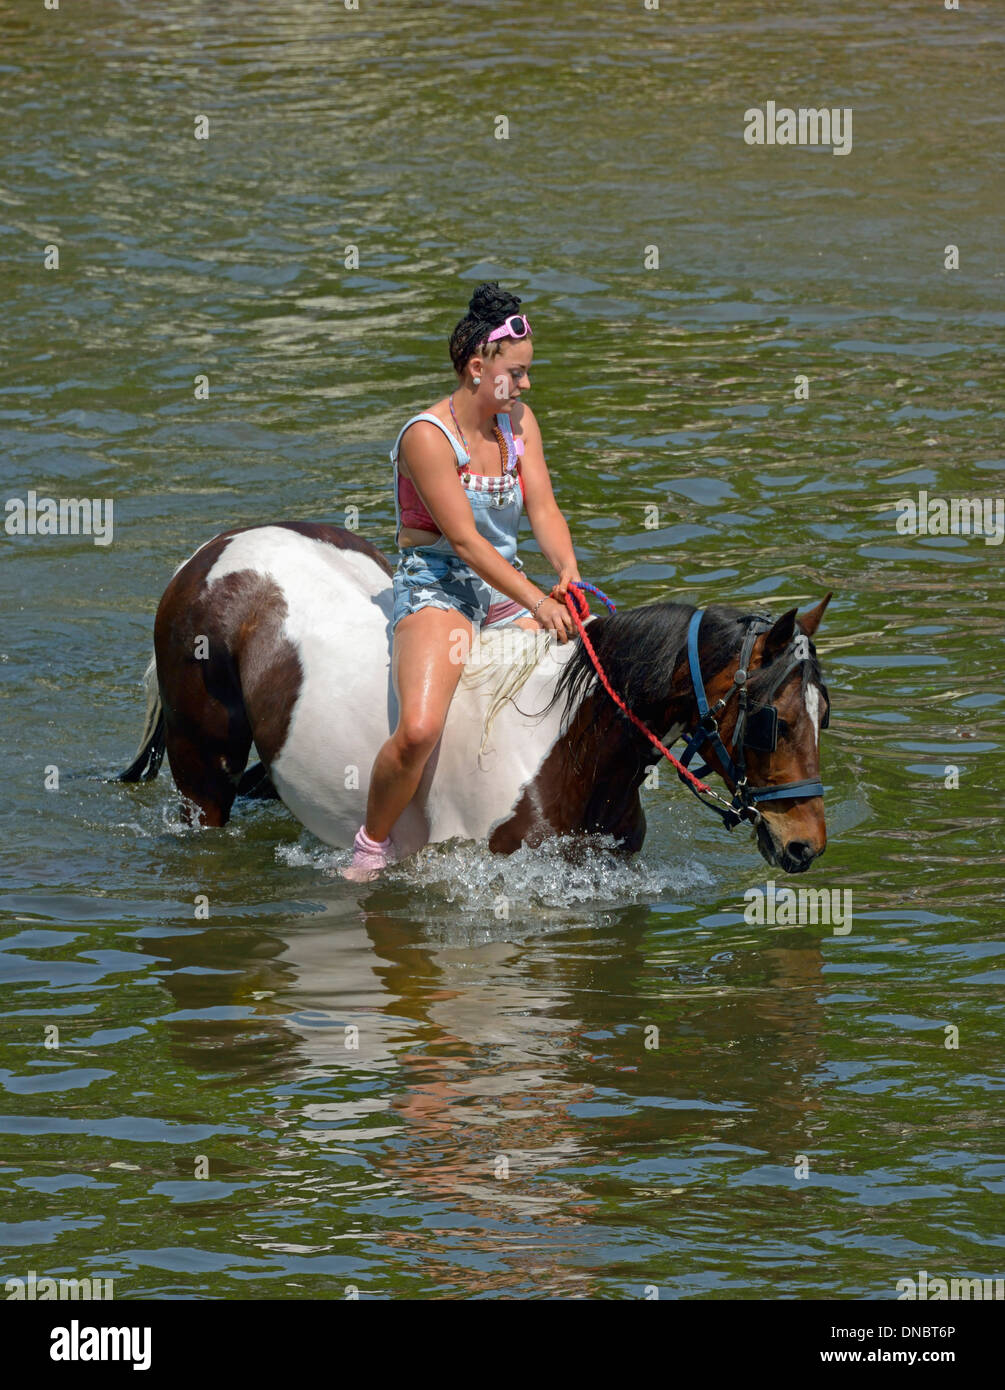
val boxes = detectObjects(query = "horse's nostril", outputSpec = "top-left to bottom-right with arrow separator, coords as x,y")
786,840 -> 814,864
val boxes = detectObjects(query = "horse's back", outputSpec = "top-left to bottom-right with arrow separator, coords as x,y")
198,521 -> 392,612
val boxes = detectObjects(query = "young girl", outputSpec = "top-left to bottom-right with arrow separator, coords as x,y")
342,282 -> 581,880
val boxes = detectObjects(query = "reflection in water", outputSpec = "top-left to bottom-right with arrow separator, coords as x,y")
135,866 -> 840,1295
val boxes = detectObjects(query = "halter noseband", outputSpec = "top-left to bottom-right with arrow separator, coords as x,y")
675,609 -> 827,830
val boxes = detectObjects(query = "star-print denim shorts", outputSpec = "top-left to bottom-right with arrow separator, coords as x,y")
391,547 -> 528,633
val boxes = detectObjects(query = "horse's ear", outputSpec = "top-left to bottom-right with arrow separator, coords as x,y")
764,607 -> 798,655
798,592 -> 832,638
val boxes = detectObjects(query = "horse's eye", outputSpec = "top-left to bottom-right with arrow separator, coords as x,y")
777,719 -> 790,737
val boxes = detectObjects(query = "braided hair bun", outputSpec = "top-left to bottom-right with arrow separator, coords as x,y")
468,281 -> 520,322
449,281 -> 526,374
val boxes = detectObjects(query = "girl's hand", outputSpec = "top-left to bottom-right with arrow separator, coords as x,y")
550,567 -> 581,603
535,597 -> 576,643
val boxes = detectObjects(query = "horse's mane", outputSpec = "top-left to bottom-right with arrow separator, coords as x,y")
550,600 -> 824,770
457,600 -> 824,766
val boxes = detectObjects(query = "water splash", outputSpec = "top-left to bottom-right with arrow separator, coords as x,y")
277,833 -> 712,913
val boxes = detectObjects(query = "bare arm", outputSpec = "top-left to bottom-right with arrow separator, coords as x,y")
512,402 -> 581,598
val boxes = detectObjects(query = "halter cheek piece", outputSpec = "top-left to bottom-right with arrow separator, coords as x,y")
675,609 -> 829,830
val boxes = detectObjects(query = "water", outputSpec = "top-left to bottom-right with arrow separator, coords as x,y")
1,0 -> 1002,1299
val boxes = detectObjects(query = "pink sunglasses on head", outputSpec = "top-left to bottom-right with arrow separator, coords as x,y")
485,314 -> 532,343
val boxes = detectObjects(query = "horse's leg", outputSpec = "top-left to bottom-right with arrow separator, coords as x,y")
161,710 -> 253,828
156,638 -> 254,829
149,544 -> 304,828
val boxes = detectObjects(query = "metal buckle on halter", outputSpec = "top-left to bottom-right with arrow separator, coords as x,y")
699,695 -> 729,733
732,778 -> 763,827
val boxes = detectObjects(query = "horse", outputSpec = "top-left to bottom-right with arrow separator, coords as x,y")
119,522 -> 833,873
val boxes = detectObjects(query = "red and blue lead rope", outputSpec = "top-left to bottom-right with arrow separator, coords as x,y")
562,580 -> 714,796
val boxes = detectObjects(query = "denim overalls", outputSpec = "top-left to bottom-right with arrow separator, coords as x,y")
389,411 -> 531,632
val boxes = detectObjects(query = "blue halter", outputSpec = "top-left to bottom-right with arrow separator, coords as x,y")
675,608 -> 827,829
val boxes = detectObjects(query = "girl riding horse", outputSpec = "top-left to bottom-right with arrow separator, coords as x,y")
342,283 -> 582,879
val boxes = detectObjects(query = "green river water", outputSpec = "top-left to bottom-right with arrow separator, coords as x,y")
1,0 -> 1002,1300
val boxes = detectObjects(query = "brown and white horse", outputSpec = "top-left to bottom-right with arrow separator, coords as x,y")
120,522 -> 832,872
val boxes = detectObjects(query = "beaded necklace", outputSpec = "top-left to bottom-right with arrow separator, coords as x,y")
449,393 -> 509,475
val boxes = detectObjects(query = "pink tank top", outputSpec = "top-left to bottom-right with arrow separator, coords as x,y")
397,473 -> 440,532
396,414 -> 524,532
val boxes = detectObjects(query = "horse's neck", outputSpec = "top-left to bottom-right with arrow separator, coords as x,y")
450,628 -> 694,851
485,681 -> 672,853
528,660 -> 699,844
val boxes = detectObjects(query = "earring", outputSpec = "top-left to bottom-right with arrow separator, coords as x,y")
472,376 -> 481,386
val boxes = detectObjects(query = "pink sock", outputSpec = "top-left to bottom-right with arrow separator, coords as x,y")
356,827 -> 391,850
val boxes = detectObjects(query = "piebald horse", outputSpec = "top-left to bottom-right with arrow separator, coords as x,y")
120,523 -> 832,873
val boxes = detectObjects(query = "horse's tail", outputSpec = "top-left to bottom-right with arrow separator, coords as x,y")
118,653 -> 166,782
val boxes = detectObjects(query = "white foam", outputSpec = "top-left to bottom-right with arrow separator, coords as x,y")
277,832 -> 713,915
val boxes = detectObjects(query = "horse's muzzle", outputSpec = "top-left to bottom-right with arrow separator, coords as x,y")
755,818 -> 825,874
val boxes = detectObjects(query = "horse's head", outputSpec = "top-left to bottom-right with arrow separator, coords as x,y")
546,590 -> 833,868
679,594 -> 832,874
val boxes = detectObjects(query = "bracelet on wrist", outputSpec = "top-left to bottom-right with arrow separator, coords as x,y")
531,595 -> 548,617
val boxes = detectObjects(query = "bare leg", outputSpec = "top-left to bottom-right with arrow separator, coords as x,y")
362,607 -> 475,842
